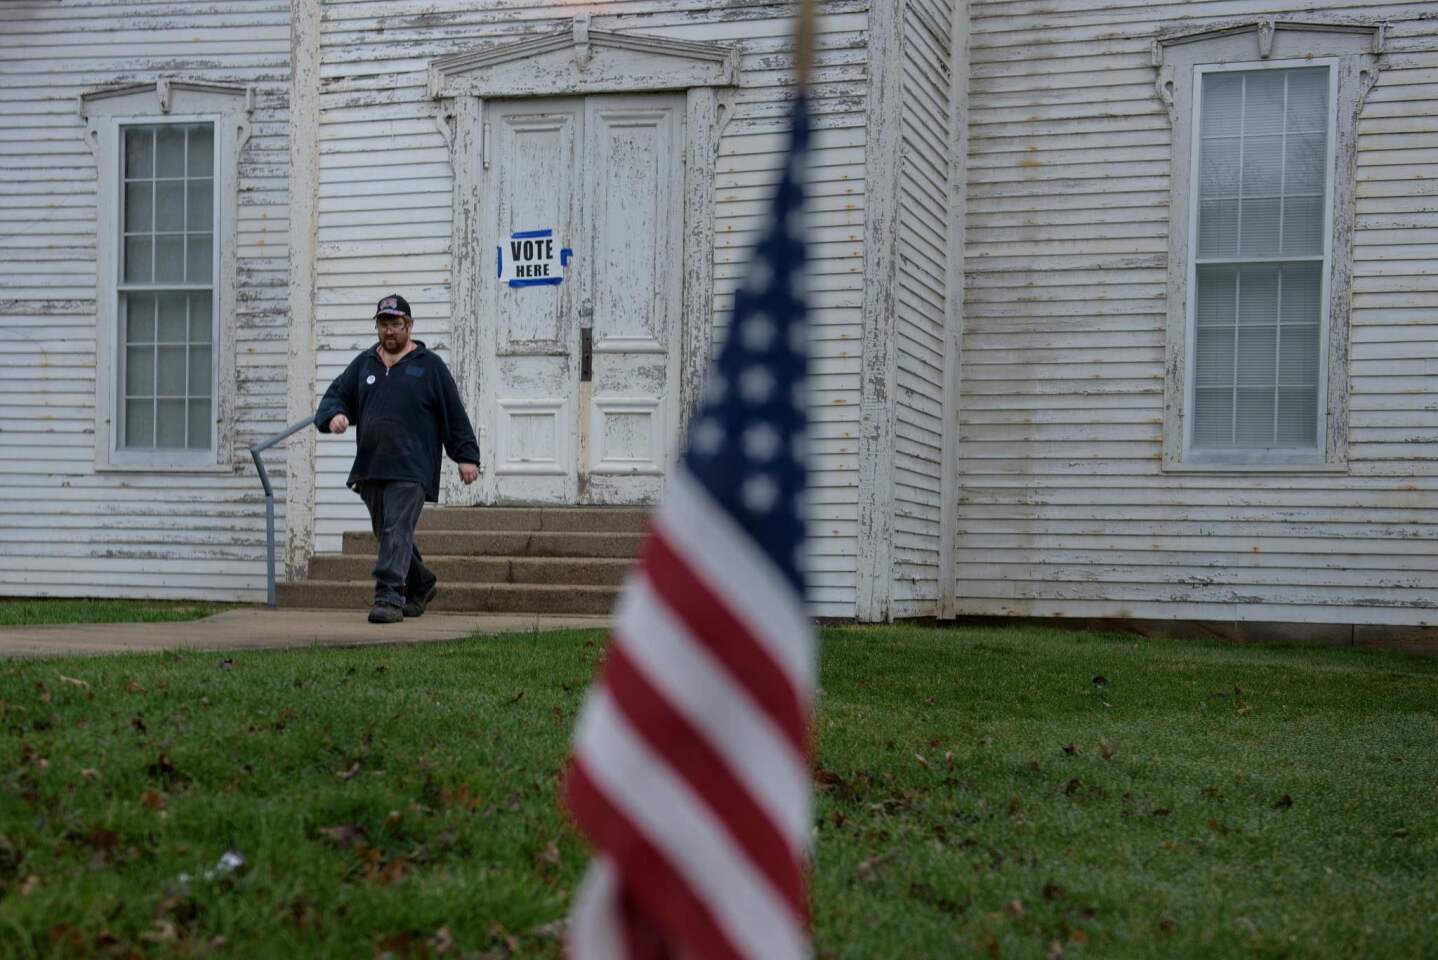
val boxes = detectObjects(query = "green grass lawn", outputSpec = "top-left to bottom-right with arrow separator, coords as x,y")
0,600 -> 223,628
0,625 -> 1434,959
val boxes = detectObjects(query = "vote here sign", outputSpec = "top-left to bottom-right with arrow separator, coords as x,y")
497,229 -> 572,288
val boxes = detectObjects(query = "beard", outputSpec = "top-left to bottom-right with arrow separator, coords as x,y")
379,327 -> 410,354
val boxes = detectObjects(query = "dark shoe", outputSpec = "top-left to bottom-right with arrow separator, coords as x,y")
367,603 -> 403,624
402,585 -> 437,619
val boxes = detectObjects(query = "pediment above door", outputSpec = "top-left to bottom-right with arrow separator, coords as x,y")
428,16 -> 738,99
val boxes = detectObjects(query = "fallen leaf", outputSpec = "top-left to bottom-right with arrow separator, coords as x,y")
319,824 -> 367,849
427,925 -> 454,955
81,768 -> 100,781
534,841 -> 561,867
944,751 -> 955,769
131,715 -> 147,735
140,790 -> 167,811
1070,928 -> 1090,945
1152,808 -> 1171,817
1092,675 -> 1108,686
1273,794 -> 1294,810
530,919 -> 566,941
1007,796 -> 1021,815
18,874 -> 40,896
1047,939 -> 1065,960
58,674 -> 90,690
1005,898 -> 1024,918
1065,778 -> 1082,796
141,921 -> 179,944
1158,918 -> 1176,935
1392,827 -> 1409,838
337,760 -> 361,781
505,690 -> 526,705
1062,744 -> 1077,756
855,852 -> 892,881
1207,818 -> 1229,835
1237,705 -> 1253,716
1099,739 -> 1117,761
1043,882 -> 1063,900
126,679 -> 144,694
914,753 -> 929,769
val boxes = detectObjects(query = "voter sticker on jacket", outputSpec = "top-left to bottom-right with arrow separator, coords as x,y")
497,228 -> 572,288
366,375 -> 376,385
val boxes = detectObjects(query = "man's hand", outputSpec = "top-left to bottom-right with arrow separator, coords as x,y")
328,414 -> 350,434
458,463 -> 479,485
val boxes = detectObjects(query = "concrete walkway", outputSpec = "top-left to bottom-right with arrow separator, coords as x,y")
0,609 -> 612,659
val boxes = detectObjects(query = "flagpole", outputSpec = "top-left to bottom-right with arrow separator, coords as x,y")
795,0 -> 817,91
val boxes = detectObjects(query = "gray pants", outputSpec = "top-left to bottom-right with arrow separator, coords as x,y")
358,480 -> 435,609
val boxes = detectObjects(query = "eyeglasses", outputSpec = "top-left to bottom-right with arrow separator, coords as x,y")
376,317 -> 407,330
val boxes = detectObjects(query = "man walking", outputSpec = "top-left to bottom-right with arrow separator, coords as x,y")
315,294 -> 481,623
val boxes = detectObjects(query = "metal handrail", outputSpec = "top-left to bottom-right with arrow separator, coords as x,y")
249,414 -> 317,608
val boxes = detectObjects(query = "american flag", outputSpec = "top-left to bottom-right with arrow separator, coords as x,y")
564,96 -> 815,960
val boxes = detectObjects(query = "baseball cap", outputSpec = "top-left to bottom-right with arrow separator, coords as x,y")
374,293 -> 411,319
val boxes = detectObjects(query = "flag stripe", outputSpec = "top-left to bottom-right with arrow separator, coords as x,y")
568,858 -> 626,960
604,640 -> 807,921
656,471 -> 813,688
644,528 -> 807,758
614,574 -> 811,850
567,764 -> 741,960
571,691 -> 810,960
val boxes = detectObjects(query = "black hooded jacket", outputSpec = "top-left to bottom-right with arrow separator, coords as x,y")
314,340 -> 480,502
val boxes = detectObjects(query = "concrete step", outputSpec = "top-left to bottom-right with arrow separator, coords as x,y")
307,554 -> 631,587
416,507 -> 649,534
277,580 -> 620,615
341,530 -> 644,559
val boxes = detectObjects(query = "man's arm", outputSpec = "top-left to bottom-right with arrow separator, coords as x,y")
315,356 -> 360,433
435,362 -> 481,467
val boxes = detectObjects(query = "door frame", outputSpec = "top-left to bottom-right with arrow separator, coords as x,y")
431,17 -> 737,505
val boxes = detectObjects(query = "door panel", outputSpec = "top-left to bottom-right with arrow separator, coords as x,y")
480,99 -> 583,504
581,95 -> 684,504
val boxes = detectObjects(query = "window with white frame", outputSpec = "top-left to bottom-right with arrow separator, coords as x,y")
80,80 -> 251,470
1190,66 -> 1331,453
1154,21 -> 1383,471
119,123 -> 216,451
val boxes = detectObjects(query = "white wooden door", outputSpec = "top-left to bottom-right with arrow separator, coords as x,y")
476,94 -> 684,505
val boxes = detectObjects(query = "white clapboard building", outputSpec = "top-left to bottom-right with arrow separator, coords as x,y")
2,1 -> 1434,634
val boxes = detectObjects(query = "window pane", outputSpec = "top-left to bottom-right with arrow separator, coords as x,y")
125,345 -> 154,396
186,235 -> 213,283
156,127 -> 186,177
1236,326 -> 1277,386
1277,388 -> 1318,445
124,181 -> 152,233
189,292 -> 213,343
1195,266 -> 1236,324
157,345 -> 187,396
1287,68 -> 1328,132
187,179 -> 213,231
187,400 -> 212,450
124,236 -> 152,283
1193,388 -> 1233,447
1238,198 -> 1280,256
1194,327 -> 1234,387
1279,325 -> 1319,385
155,180 -> 184,232
1244,71 -> 1286,134
1201,73 -> 1243,136
1241,135 -> 1283,196
155,235 -> 185,283
1235,388 -> 1275,444
1200,138 -> 1239,199
1286,131 -> 1327,195
124,128 -> 154,179
1198,200 -> 1238,258
1238,266 -> 1278,324
157,291 -> 188,341
1282,196 -> 1324,256
156,399 -> 187,448
188,126 -> 214,175
126,293 -> 156,342
188,346 -> 212,397
124,399 -> 155,448
1281,263 -> 1322,324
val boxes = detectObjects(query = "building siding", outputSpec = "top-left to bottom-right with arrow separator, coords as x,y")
891,0 -> 954,617
956,0 -> 1438,626
0,0 -> 292,601
310,0 -> 871,617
